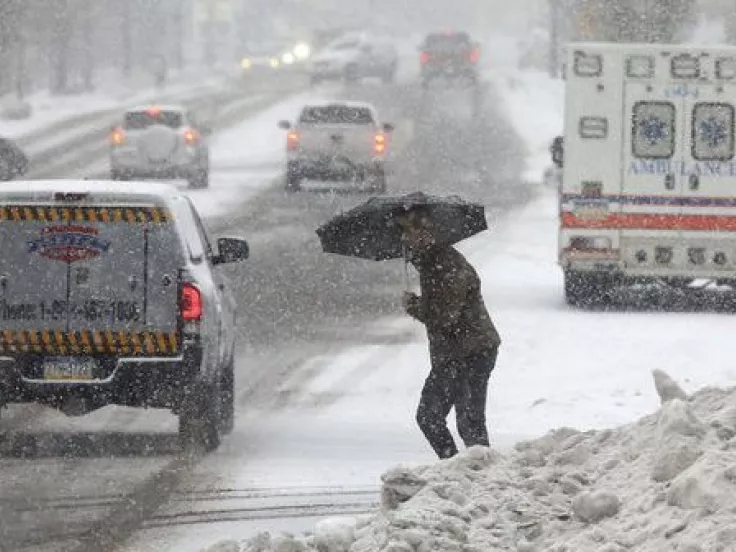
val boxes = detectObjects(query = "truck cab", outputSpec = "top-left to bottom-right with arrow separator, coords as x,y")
559,42 -> 736,306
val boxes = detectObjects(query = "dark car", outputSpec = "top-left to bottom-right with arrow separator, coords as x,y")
419,31 -> 480,88
0,137 -> 28,181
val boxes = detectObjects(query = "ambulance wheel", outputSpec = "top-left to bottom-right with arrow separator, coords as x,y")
179,383 -> 220,452
564,270 -> 615,308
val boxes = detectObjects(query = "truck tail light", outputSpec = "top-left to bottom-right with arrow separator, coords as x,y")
374,133 -> 386,155
181,282 -> 202,321
183,128 -> 199,145
110,127 -> 126,146
287,130 -> 300,151
469,49 -> 480,64
419,51 -> 430,65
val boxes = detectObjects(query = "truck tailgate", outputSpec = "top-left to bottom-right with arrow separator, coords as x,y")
299,124 -> 376,162
0,204 -> 183,358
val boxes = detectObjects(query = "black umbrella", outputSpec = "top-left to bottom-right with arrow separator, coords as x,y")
315,191 -> 487,261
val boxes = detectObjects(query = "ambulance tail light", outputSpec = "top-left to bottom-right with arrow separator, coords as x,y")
569,236 -> 612,251
581,181 -> 603,198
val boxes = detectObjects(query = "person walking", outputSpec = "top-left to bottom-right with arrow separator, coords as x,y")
396,209 -> 501,459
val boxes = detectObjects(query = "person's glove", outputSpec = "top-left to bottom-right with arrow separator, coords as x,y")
402,291 -> 424,320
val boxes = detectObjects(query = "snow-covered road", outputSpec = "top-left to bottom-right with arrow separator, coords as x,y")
132,39 -> 736,552
6,28 -> 736,552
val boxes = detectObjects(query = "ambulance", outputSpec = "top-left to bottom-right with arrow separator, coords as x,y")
557,42 -> 736,305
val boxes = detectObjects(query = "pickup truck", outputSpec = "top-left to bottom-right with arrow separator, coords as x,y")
278,101 -> 394,193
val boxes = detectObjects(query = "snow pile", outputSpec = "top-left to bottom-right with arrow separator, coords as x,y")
205,370 -> 736,552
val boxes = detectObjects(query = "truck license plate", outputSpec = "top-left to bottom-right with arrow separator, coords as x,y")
42,357 -> 97,381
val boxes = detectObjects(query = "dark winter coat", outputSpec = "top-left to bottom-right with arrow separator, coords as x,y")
405,245 -> 500,361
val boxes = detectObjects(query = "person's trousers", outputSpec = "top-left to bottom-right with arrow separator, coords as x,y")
416,347 -> 498,459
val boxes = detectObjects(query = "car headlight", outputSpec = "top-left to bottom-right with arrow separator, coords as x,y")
294,42 -> 310,60
240,58 -> 252,70
282,52 -> 295,65
269,58 -> 280,69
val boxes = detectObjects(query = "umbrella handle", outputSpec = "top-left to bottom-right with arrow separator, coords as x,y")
403,244 -> 411,292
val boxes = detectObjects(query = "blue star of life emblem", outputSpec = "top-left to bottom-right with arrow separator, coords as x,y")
698,117 -> 728,149
638,115 -> 669,145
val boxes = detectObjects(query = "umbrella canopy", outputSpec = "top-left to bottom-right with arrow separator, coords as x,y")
316,191 -> 487,261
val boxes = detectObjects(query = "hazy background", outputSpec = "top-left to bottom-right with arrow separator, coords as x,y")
0,0 -> 725,99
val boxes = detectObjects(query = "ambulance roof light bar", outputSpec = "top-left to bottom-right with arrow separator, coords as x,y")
671,53 -> 700,79
627,55 -> 654,79
573,50 -> 602,78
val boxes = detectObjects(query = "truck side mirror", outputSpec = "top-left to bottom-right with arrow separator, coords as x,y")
213,237 -> 249,265
550,136 -> 564,168
278,120 -> 291,130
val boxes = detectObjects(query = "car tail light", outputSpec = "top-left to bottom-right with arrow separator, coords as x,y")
469,49 -> 480,64
183,128 -> 199,145
374,133 -> 386,155
419,51 -> 430,65
181,282 -> 202,321
287,130 -> 300,151
110,127 -> 126,146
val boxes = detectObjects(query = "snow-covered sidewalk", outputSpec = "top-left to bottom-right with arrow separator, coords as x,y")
0,65 -> 239,142
235,372 -> 736,552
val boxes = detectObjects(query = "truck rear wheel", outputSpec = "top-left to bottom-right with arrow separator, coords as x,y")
285,164 -> 302,192
218,357 -> 235,435
179,383 -> 220,452
564,270 -> 616,308
367,167 -> 387,193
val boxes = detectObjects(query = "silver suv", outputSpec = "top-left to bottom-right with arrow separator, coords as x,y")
110,105 -> 211,189
0,180 -> 248,451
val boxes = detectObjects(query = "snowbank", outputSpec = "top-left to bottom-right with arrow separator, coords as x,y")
205,371 -> 736,552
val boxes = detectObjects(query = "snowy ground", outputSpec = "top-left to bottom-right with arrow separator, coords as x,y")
8,23 -> 736,551
0,67 -> 240,140
170,25 -> 736,552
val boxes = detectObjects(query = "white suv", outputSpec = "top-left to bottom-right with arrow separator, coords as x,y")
109,105 -> 211,189
309,33 -> 398,85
